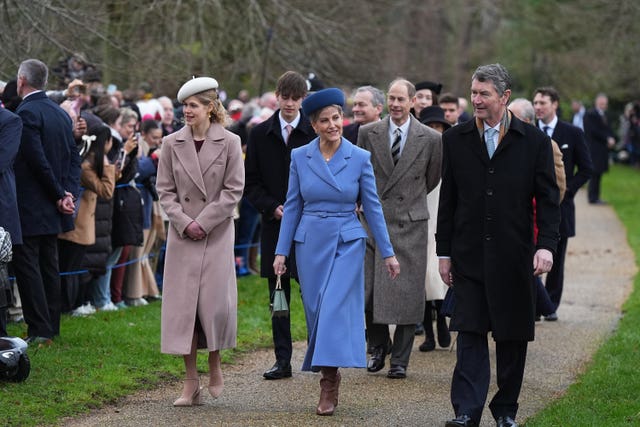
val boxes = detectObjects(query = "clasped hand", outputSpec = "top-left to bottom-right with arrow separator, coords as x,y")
57,191 -> 75,215
185,221 -> 206,240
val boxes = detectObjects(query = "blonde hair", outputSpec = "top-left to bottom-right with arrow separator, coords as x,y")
194,89 -> 228,126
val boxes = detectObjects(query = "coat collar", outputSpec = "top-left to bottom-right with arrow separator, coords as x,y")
304,137 -> 352,192
266,109 -> 315,142
462,110 -> 526,164
368,116 -> 428,194
173,123 -> 227,195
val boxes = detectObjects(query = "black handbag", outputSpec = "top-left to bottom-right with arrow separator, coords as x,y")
270,275 -> 289,318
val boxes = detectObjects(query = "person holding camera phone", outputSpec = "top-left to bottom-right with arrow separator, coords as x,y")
124,119 -> 163,302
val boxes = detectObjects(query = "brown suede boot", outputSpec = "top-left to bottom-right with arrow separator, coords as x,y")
316,367 -> 340,416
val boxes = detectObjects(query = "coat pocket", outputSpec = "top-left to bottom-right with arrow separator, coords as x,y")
340,226 -> 368,242
408,209 -> 429,221
293,229 -> 306,243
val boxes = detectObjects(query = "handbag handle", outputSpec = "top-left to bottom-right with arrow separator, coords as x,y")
275,274 -> 282,290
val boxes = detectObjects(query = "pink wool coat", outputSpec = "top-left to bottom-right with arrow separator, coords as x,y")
156,123 -> 244,355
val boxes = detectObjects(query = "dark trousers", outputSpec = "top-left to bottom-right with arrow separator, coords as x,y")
367,313 -> 415,367
587,173 -> 602,202
12,235 -> 61,338
451,332 -> 528,424
58,239 -> 87,312
545,235 -> 568,310
268,275 -> 297,363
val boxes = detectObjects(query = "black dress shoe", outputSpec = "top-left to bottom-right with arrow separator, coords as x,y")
367,345 -> 386,372
386,364 -> 406,379
544,312 -> 558,321
496,415 -> 518,427
419,338 -> 435,352
263,360 -> 292,380
589,199 -> 607,205
445,414 -> 478,427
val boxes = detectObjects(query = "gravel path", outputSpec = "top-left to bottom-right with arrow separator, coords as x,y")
62,192 -> 636,427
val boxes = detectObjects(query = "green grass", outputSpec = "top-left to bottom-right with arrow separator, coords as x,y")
0,274 -> 307,426
526,164 -> 640,426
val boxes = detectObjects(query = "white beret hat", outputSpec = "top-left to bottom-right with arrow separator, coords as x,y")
177,77 -> 219,103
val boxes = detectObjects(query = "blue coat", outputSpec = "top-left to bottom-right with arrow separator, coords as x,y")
15,92 -> 81,237
275,138 -> 394,371
0,108 -> 23,245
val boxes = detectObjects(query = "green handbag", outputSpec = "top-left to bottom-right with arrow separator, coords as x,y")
270,275 -> 289,318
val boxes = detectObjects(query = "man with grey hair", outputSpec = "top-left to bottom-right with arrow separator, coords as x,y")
343,85 -> 385,143
12,59 -> 81,344
437,64 -> 560,427
359,78 -> 442,379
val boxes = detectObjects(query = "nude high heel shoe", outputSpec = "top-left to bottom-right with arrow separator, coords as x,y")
208,373 -> 224,399
173,378 -> 203,407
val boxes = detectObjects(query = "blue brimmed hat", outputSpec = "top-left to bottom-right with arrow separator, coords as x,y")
302,88 -> 344,117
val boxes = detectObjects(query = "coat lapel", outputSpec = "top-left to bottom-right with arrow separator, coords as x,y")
367,118 -> 393,179
384,116 -> 426,193
173,127 -> 207,195
305,139 -> 342,192
199,124 -> 227,176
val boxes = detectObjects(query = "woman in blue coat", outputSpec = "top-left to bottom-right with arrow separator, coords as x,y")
274,88 -> 400,416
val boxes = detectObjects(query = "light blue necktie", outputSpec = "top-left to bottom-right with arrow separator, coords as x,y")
485,128 -> 498,158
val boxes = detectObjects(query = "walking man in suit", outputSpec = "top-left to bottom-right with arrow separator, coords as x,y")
437,64 -> 560,427
244,71 -> 316,379
358,78 -> 442,379
533,87 -> 593,320
342,85 -> 384,144
12,59 -> 81,344
583,93 -> 616,204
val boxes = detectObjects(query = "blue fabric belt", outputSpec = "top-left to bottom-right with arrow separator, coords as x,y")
302,210 -> 355,218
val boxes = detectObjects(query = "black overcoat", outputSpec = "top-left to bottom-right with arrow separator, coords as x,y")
14,92 -> 81,236
583,108 -> 614,174
436,115 -> 560,342
244,110 -> 315,277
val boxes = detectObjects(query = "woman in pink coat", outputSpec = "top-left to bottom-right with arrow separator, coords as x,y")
156,77 -> 244,407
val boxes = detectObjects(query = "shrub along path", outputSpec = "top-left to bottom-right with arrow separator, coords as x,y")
62,192 -> 635,426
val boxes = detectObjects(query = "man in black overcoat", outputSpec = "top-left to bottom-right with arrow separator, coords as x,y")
436,64 -> 560,427
12,59 -> 81,343
583,93 -> 616,204
533,87 -> 593,319
244,71 -> 315,379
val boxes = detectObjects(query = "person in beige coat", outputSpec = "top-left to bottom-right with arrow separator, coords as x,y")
156,77 -> 244,407
59,125 -> 116,313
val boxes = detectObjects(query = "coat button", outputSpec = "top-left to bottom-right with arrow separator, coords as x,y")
486,189 -> 493,196
201,198 -> 206,202
185,197 -> 190,202
485,235 -> 492,241
488,168 -> 495,174
398,196 -> 404,201
399,223 -> 404,228
486,215 -> 493,221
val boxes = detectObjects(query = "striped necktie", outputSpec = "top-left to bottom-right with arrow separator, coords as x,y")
391,128 -> 402,164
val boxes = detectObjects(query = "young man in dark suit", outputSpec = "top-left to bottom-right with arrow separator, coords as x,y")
12,59 -> 81,344
437,64 -> 560,427
244,71 -> 315,379
534,87 -> 593,320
